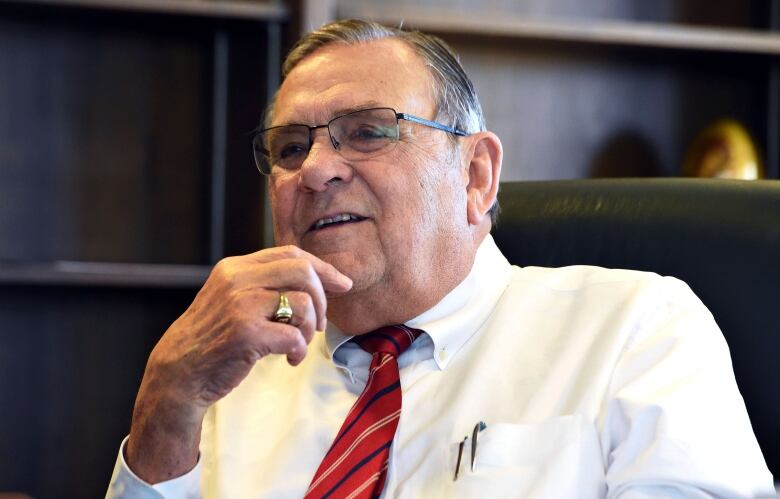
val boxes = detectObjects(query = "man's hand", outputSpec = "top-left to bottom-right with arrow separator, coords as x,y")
125,246 -> 352,483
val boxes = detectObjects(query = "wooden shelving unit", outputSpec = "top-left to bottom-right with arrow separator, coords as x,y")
0,261 -> 211,287
0,1 -> 286,496
5,0 -> 287,20
339,4 -> 780,55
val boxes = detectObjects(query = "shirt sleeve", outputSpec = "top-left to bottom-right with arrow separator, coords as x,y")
601,277 -> 774,498
105,436 -> 202,499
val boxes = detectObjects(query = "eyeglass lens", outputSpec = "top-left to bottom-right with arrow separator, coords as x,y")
255,108 -> 400,174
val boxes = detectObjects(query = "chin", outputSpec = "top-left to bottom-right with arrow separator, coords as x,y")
321,251 -> 382,291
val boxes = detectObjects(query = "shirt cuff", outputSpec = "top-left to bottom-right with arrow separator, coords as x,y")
105,435 -> 202,499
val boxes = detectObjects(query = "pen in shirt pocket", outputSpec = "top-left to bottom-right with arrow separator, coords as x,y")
453,421 -> 486,481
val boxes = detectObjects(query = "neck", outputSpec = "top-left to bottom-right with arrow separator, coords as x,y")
326,279 -> 459,336
327,234 -> 487,335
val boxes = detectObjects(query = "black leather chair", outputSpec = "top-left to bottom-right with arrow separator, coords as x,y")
492,178 -> 780,479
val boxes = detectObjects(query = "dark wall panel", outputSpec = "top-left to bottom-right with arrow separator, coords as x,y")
0,8 -> 213,264
0,285 -> 197,499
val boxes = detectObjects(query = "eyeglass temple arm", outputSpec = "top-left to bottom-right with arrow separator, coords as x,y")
396,112 -> 469,137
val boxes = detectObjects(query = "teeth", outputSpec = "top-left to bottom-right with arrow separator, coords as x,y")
313,213 -> 362,230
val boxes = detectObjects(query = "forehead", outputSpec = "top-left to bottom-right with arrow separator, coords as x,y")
273,38 -> 436,125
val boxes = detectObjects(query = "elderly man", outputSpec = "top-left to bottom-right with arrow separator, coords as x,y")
107,19 -> 773,498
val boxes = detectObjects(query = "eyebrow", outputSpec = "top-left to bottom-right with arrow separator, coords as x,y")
329,101 -> 387,118
275,101 -> 390,127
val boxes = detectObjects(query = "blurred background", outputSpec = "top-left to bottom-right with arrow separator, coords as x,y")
0,1 -> 778,497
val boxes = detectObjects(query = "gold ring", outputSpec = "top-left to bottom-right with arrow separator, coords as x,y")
273,293 -> 293,323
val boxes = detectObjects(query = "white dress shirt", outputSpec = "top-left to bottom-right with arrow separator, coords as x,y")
107,235 -> 773,498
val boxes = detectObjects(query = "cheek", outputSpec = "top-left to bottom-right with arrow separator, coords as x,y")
387,150 -> 436,213
403,145 -> 466,216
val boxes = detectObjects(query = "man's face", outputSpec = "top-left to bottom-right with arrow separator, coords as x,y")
269,39 -> 472,308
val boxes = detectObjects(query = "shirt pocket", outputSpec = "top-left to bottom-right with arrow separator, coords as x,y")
450,415 -> 605,499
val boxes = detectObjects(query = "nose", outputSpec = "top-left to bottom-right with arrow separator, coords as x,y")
298,128 -> 354,192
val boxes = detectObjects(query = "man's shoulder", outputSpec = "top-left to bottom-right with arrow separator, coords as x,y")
509,264 -> 670,288
503,264 -> 700,312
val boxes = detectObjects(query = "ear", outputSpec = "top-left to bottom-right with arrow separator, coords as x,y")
463,131 -> 502,226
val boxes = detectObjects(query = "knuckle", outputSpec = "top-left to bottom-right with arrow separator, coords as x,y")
284,259 -> 314,283
277,245 -> 302,258
297,260 -> 318,281
211,257 -> 238,283
213,256 -> 234,272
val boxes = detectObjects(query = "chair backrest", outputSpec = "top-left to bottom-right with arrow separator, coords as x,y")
492,178 -> 780,478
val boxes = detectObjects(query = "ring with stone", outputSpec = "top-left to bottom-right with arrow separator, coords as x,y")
273,293 -> 293,324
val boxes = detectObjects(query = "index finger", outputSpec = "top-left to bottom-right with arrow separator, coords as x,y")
247,245 -> 353,293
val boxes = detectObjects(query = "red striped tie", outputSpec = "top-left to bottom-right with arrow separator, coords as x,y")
305,325 -> 423,499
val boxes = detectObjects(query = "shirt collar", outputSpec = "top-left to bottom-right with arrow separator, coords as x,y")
322,234 -> 513,370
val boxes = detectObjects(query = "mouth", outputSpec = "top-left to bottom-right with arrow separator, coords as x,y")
309,213 -> 368,232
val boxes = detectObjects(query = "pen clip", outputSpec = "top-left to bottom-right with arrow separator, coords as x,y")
470,421 -> 487,472
453,435 -> 468,481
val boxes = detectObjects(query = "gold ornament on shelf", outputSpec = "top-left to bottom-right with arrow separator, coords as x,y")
682,119 -> 764,180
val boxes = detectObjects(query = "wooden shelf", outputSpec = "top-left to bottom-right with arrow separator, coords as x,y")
339,4 -> 780,56
2,0 -> 288,21
0,261 -> 212,288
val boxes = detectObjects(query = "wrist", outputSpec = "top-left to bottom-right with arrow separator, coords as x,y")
125,380 -> 205,483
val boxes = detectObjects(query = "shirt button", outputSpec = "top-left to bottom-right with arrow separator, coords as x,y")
438,349 -> 448,361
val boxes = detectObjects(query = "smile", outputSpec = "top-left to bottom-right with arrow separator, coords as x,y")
310,213 -> 367,231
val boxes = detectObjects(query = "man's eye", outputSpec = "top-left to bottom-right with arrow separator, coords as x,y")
276,143 -> 307,160
350,125 -> 392,141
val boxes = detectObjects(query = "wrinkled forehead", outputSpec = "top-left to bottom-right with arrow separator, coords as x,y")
271,38 -> 437,127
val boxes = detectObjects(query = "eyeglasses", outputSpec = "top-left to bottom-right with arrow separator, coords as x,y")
252,107 -> 468,176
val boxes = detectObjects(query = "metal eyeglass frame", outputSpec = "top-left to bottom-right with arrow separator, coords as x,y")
253,107 -> 470,175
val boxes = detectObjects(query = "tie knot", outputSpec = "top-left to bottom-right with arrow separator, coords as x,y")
353,325 -> 424,357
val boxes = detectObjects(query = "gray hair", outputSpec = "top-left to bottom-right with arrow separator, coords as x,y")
269,18 -> 499,222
